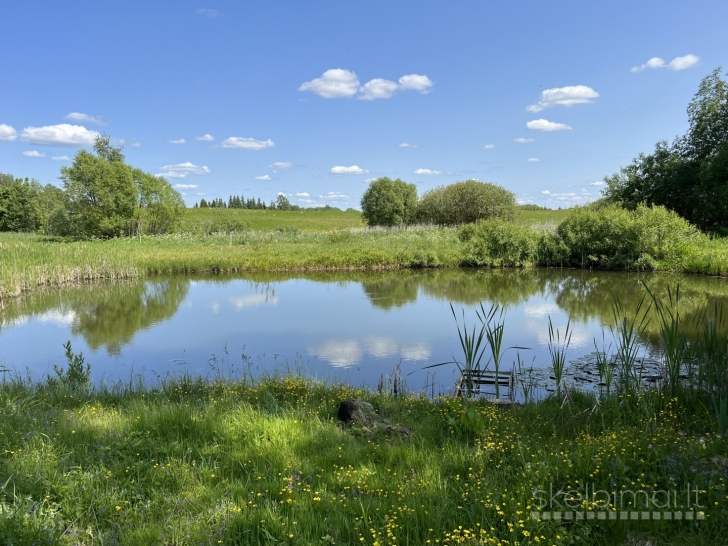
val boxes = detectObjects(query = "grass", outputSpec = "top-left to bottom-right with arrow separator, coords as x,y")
1,365 -> 727,545
181,207 -> 366,233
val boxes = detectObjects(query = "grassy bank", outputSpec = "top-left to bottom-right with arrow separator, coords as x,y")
1,369 -> 726,545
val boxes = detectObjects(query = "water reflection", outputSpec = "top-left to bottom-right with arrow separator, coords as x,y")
2,269 -> 727,382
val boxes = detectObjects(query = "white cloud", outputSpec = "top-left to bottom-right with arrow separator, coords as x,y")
157,162 -> 211,179
0,124 -> 17,142
299,69 -> 434,100
128,138 -> 140,147
399,143 -> 418,148
590,181 -> 604,186
667,54 -> 700,71
168,138 -> 186,144
527,85 -> 599,112
299,68 -> 360,98
197,8 -> 220,17
414,168 -> 442,175
296,192 -> 310,197
514,138 -> 535,143
483,144 -> 495,149
541,190 -> 550,194
51,155 -> 70,161
320,192 -> 349,200
401,342 -> 432,361
219,137 -> 274,150
255,175 -> 272,181
526,119 -> 572,132
358,78 -> 400,100
23,150 -> 45,157
631,54 -> 699,73
542,191 -> 588,204
527,158 -> 540,162
174,183 -> 199,189
331,165 -> 367,175
20,124 -> 99,146
270,161 -> 292,169
64,112 -> 106,125
196,134 -> 215,141
398,74 -> 433,93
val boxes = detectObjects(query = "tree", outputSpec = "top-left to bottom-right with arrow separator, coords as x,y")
417,180 -> 516,225
276,194 -> 292,211
360,177 -> 418,227
604,68 -> 728,232
61,135 -> 183,237
0,175 -> 45,232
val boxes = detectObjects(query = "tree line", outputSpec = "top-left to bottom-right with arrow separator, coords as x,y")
1,136 -> 184,238
195,193 -> 301,211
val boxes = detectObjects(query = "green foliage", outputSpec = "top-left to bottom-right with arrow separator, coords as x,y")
417,180 -> 516,226
52,341 -> 91,392
604,68 -> 728,232
60,135 -> 183,238
463,218 -> 538,266
360,177 -> 418,227
0,175 -> 44,233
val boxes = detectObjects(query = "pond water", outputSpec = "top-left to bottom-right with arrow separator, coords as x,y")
2,268 -> 727,396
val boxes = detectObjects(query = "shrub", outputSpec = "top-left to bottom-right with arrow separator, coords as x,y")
417,180 -> 516,226
360,177 -> 418,227
463,219 -> 538,267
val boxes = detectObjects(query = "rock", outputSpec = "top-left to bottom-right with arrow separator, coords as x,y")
338,399 -> 376,424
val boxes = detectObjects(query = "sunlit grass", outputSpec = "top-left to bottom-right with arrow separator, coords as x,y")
1,369 -> 727,545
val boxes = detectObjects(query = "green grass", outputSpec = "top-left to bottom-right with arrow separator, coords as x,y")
1,368 -> 726,545
182,207 -> 366,233
514,208 -> 571,228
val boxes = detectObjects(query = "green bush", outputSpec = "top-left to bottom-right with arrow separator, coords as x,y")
462,218 -> 538,267
417,180 -> 516,226
360,177 -> 418,227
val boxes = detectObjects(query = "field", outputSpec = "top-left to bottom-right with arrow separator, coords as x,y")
1,366 -> 727,545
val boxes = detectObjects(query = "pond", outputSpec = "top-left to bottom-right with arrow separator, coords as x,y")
2,268 -> 727,396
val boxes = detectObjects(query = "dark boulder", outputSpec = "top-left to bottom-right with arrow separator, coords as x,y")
337,400 -> 375,424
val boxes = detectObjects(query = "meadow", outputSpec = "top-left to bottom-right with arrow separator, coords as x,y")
2,205 -> 728,301
1,360 -> 727,545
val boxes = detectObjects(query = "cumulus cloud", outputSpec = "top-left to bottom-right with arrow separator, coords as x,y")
0,124 -> 17,142
331,165 -> 367,175
127,138 -> 140,147
157,162 -> 211,179
320,192 -> 349,200
527,85 -> 599,112
175,183 -> 199,189
514,138 -> 535,143
270,161 -> 292,169
398,74 -> 434,93
299,69 -> 360,98
527,158 -> 540,162
196,134 -> 215,141
51,155 -> 70,161
197,8 -> 220,17
309,339 -> 362,368
631,54 -> 699,73
359,78 -> 400,100
296,192 -> 310,197
168,138 -> 186,144
526,119 -> 572,131
299,69 -> 434,100
255,175 -> 272,181
399,143 -> 418,148
590,181 -> 604,186
64,112 -> 106,125
20,124 -> 99,146
483,144 -> 495,149
414,168 -> 442,175
541,190 -> 550,194
219,137 -> 274,150
23,150 -> 45,157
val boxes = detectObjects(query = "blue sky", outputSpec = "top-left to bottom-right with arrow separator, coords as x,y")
1,1 -> 726,209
